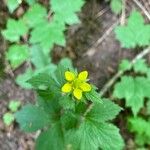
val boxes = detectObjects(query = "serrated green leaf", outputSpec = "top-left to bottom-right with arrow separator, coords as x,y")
23,3 -> 47,28
85,88 -> 102,103
51,0 -> 85,25
2,19 -> 28,42
15,104 -> 50,132
6,44 -> 29,69
8,100 -> 21,112
25,0 -> 36,5
115,11 -> 150,48
27,73 -> 53,89
128,117 -> 150,146
87,99 -> 122,122
6,0 -> 21,13
119,59 -> 131,71
16,68 -> 33,89
59,58 -> 74,70
146,100 -> 150,115
3,112 -> 15,126
66,120 -> 124,150
59,95 -> 75,110
113,76 -> 150,116
110,0 -> 122,14
30,45 -> 50,69
133,59 -> 148,73
35,122 -> 64,150
30,20 -> 66,51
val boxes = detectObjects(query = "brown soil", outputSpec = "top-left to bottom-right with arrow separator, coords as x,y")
0,0 -> 149,149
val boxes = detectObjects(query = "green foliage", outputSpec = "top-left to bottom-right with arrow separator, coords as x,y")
128,117 -> 150,146
50,0 -> 85,25
119,59 -> 132,71
3,112 -> 15,126
36,123 -> 64,150
15,64 -> 124,150
15,104 -> 51,132
2,19 -> 28,42
113,76 -> 150,116
87,99 -> 122,122
6,44 -> 29,69
115,11 -> 150,48
8,100 -> 21,112
23,3 -> 47,28
85,88 -> 102,103
30,20 -> 66,51
133,59 -> 148,74
110,0 -> 122,14
25,0 -> 37,5
6,0 -> 21,13
2,99 -> 21,126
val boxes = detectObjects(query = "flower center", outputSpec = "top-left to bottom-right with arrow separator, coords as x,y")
72,78 -> 82,89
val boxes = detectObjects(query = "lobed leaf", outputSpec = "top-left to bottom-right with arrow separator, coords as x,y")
15,104 -> 50,132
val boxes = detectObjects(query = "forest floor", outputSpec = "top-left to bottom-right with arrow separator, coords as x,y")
0,0 -> 150,149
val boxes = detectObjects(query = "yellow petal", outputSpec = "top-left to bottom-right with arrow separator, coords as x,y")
80,82 -> 91,92
78,71 -> 88,81
65,71 -> 75,81
61,83 -> 72,93
73,88 -> 82,100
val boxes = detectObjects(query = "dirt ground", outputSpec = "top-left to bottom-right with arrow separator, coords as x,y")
0,0 -> 149,149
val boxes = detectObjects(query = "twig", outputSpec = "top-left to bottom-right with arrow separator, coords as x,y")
84,46 -> 150,117
95,7 -> 109,18
132,0 -> 150,21
85,20 -> 119,57
100,46 -> 150,96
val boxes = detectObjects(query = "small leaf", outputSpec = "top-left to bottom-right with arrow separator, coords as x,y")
23,3 -> 47,28
110,0 -> 122,14
8,100 -> 21,112
16,68 -> 33,89
6,0 -> 21,13
115,11 -> 150,48
119,59 -> 132,71
128,117 -> 150,146
2,19 -> 28,42
15,104 -> 50,132
25,0 -> 36,5
30,45 -> 50,69
51,0 -> 85,25
133,59 -> 148,73
3,112 -> 15,126
6,44 -> 29,69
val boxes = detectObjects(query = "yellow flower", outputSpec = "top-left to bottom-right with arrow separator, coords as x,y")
61,71 -> 91,100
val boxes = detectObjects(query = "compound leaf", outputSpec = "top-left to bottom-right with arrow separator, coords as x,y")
51,0 -> 84,25
113,76 -> 150,116
23,3 -> 47,28
6,44 -> 29,69
115,11 -> 150,48
2,19 -> 28,42
128,117 -> 150,146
